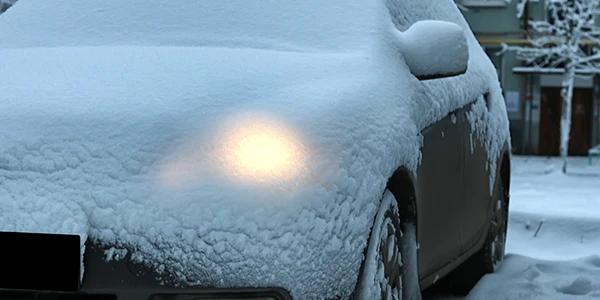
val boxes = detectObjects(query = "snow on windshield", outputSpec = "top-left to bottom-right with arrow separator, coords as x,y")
0,0 -> 383,51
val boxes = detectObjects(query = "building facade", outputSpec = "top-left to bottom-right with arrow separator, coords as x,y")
459,0 -> 600,155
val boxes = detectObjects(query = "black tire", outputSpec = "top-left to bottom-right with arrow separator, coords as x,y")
354,190 -> 421,300
483,175 -> 509,273
445,175 -> 509,295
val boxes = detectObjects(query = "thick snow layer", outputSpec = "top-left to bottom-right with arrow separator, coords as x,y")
466,156 -> 600,299
465,94 -> 509,194
468,254 -> 600,299
506,156 -> 600,260
0,0 -> 509,299
0,0 -> 383,51
398,20 -> 469,78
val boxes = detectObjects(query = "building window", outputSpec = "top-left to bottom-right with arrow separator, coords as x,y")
461,0 -> 508,7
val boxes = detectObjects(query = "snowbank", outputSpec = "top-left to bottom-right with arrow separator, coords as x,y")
0,0 -> 509,298
468,254 -> 600,299
465,157 -> 600,299
507,157 -> 600,260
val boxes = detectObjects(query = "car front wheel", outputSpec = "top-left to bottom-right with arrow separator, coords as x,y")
354,190 -> 421,300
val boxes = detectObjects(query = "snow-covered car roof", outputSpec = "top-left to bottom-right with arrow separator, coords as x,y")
0,0 -> 382,51
0,1 -> 510,299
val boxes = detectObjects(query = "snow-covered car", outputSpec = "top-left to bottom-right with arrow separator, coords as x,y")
0,0 -> 511,299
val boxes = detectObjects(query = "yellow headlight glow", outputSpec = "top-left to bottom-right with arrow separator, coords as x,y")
155,114 -> 308,190
220,119 -> 306,184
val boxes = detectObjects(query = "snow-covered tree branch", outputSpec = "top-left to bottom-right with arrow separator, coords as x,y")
501,0 -> 600,173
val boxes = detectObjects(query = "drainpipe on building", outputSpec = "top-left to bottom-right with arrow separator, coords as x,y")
528,74 -> 534,154
518,2 -> 531,155
523,74 -> 534,154
590,75 -> 600,147
519,72 -> 533,155
520,74 -> 528,155
523,1 -> 530,38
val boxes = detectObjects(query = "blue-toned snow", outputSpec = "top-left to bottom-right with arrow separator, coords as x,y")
0,0 -> 509,298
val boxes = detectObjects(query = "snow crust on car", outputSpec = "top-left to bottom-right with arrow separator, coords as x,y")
398,20 -> 469,78
466,95 -> 510,194
0,0 -> 509,299
0,0 -> 382,51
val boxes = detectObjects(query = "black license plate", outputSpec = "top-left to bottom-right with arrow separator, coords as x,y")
0,231 -> 80,292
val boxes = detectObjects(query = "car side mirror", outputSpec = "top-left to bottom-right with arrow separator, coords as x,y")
398,20 -> 469,81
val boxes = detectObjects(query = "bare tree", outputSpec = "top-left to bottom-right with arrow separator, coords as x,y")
500,0 -> 600,173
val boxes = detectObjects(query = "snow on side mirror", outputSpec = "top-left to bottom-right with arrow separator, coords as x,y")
399,20 -> 469,81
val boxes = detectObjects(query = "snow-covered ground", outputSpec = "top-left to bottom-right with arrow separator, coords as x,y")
428,155 -> 600,299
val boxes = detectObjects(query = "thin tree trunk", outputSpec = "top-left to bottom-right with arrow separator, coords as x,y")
560,64 -> 575,173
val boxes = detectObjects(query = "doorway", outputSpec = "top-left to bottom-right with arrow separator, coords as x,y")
539,88 -> 593,156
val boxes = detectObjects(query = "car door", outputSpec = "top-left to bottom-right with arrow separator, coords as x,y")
416,108 -> 466,279
459,94 -> 494,251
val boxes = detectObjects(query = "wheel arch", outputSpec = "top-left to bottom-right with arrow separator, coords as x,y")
353,167 -> 421,298
484,146 -> 511,239
386,167 -> 418,234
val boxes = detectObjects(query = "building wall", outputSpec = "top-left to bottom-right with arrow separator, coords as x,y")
459,0 -> 600,154
460,1 -> 535,153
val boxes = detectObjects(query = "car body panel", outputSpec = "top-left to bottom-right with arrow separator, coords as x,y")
416,107 -> 465,278
415,95 -> 511,288
460,98 -> 497,251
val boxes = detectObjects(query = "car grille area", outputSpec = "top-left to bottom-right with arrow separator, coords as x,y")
0,232 -> 81,293
0,290 -> 285,300
0,291 -> 115,300
150,295 -> 282,300
0,232 -> 293,300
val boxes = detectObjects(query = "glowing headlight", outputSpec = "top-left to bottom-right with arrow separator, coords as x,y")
156,114 -> 307,189
220,119 -> 306,183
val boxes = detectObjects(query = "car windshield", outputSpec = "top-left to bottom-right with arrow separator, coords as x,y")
0,0 -> 381,52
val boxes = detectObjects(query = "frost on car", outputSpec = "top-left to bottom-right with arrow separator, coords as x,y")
0,0 -> 511,299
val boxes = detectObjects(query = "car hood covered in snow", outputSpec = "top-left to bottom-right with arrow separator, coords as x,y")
1,46 -> 411,298
0,0 -> 509,299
